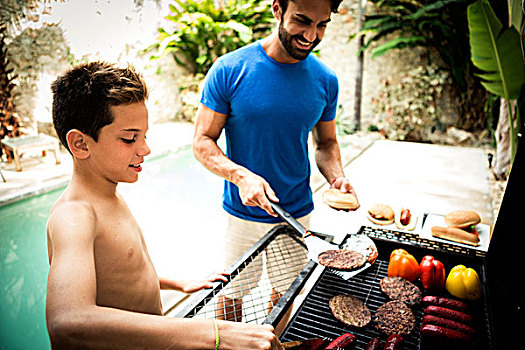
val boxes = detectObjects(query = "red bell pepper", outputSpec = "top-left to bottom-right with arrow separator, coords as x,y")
419,255 -> 445,291
387,249 -> 420,281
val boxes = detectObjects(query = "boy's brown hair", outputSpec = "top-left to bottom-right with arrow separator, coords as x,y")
51,61 -> 148,153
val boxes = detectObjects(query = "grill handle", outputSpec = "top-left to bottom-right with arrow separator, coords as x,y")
270,202 -> 308,236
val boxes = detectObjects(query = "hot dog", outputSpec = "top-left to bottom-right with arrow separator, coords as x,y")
325,333 -> 355,349
395,208 -> 417,231
422,314 -> 475,335
431,226 -> 479,246
365,337 -> 382,350
384,334 -> 403,349
424,305 -> 473,323
420,324 -> 470,343
422,296 -> 469,312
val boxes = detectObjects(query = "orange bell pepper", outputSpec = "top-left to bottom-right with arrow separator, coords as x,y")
387,249 -> 420,281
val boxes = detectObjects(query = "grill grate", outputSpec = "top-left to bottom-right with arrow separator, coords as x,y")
280,227 -> 492,350
172,225 -> 311,325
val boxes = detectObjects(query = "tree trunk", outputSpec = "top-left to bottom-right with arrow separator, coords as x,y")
493,98 -> 511,180
353,0 -> 366,131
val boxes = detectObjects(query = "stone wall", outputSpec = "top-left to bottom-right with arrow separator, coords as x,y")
7,24 -> 69,133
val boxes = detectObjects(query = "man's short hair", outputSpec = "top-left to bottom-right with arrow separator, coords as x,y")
279,0 -> 343,14
51,61 -> 148,153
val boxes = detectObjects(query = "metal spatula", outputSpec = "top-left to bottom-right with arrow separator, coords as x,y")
270,202 -> 377,279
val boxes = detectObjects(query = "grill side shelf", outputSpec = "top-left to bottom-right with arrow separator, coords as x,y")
359,225 -> 487,259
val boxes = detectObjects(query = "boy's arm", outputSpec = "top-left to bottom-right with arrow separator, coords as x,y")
46,202 -> 276,349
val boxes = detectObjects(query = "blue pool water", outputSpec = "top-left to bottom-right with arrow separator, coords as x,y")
0,145 -> 225,349
0,189 -> 61,350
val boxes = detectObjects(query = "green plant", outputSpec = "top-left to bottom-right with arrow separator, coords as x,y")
358,0 -> 469,84
467,0 -> 525,164
372,63 -> 451,141
147,0 -> 274,75
357,0 -> 490,134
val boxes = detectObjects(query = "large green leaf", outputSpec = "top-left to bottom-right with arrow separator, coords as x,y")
468,0 -> 525,100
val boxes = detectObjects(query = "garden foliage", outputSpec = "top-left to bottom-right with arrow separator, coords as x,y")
148,0 -> 274,75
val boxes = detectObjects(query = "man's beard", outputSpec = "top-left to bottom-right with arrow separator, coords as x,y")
278,21 -> 320,61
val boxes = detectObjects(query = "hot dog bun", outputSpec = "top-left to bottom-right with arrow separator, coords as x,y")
322,188 -> 359,210
431,226 -> 479,246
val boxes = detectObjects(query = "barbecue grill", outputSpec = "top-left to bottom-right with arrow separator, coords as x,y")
175,131 -> 524,349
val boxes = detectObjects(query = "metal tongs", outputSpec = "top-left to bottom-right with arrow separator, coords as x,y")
270,202 -> 337,244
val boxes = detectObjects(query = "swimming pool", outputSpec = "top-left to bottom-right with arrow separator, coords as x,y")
0,145 -> 226,349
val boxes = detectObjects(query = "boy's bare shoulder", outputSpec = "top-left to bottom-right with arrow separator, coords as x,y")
48,194 -> 98,241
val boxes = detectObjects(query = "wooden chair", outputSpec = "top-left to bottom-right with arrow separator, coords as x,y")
1,133 -> 61,172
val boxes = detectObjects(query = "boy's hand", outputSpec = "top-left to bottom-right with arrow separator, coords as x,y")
180,272 -> 229,293
160,272 -> 229,294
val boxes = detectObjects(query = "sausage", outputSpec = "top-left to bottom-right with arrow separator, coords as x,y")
422,315 -> 475,335
400,209 -> 411,226
383,334 -> 403,349
422,296 -> 469,312
364,337 -> 382,350
325,333 -> 356,349
420,324 -> 471,343
424,305 -> 473,323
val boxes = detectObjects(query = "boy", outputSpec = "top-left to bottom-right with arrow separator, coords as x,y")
46,61 -> 278,349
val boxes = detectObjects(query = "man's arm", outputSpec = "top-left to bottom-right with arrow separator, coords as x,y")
46,202 -> 276,349
193,104 -> 278,216
312,120 -> 359,206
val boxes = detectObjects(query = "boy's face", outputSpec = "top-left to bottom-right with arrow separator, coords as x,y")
89,101 -> 150,184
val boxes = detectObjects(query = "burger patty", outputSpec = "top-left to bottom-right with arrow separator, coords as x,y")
374,300 -> 415,336
318,249 -> 366,270
329,294 -> 371,327
380,276 -> 422,306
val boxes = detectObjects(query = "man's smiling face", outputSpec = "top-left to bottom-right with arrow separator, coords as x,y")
277,0 -> 332,61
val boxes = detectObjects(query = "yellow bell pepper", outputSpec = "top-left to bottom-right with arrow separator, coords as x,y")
445,265 -> 482,300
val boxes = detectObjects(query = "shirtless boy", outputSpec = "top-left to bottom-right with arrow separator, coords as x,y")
46,61 -> 278,349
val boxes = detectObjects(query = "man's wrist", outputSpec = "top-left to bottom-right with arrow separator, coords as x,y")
330,176 -> 345,187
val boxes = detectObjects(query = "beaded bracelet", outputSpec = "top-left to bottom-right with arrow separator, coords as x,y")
212,319 -> 219,350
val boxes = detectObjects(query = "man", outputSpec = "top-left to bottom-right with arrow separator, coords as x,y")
193,0 -> 359,330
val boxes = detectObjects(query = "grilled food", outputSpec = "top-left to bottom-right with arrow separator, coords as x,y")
380,276 -> 422,306
374,300 -> 415,336
329,294 -> 371,327
318,249 -> 367,270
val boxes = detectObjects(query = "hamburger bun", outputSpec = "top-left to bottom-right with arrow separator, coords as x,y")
367,204 -> 395,225
431,226 -> 480,246
444,210 -> 481,229
322,188 -> 359,210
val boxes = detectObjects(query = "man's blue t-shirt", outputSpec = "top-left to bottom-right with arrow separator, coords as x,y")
201,41 -> 339,223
